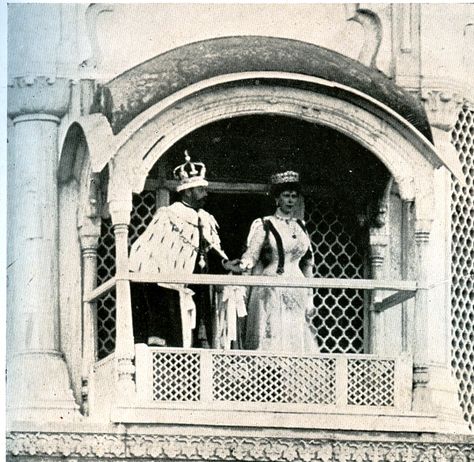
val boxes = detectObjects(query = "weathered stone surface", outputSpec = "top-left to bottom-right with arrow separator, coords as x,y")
92,36 -> 432,141
6,430 -> 474,461
7,77 -> 71,119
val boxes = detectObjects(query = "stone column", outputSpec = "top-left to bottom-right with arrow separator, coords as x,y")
412,217 -> 466,430
367,184 -> 391,355
7,77 -> 79,421
412,223 -> 433,412
79,228 -> 100,416
368,228 -> 388,354
415,86 -> 468,430
109,197 -> 136,402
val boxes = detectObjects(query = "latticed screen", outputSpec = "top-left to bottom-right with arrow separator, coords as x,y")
148,350 -> 396,407
451,105 -> 474,431
305,197 -> 365,353
152,351 -> 201,401
212,354 -> 336,403
97,191 -> 156,358
347,358 -> 394,406
96,192 -> 365,358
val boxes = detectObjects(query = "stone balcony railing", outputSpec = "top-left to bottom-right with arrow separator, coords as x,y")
89,345 -> 416,429
137,345 -> 412,408
84,273 -> 440,431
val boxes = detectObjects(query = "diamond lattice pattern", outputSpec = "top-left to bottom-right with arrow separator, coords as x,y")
212,354 -> 336,403
305,197 -> 365,353
450,105 -> 474,431
152,351 -> 201,401
96,191 -> 156,358
347,358 -> 395,406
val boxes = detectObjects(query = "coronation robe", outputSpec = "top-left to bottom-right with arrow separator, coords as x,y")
129,201 -> 226,348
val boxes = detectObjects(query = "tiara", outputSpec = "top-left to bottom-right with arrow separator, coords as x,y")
271,171 -> 300,184
173,151 -> 208,192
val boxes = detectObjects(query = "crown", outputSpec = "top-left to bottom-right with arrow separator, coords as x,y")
271,171 -> 300,184
173,151 -> 208,192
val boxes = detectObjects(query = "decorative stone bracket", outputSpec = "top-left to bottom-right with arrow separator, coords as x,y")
421,87 -> 465,131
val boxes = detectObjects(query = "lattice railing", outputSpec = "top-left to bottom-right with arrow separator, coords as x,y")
135,345 -> 412,410
212,354 -> 336,404
347,358 -> 395,406
153,351 -> 201,401
451,105 -> 474,431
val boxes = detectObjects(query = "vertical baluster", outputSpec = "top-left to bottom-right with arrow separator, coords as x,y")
200,349 -> 213,404
135,344 -> 153,402
80,231 -> 100,415
110,200 -> 135,402
335,355 -> 348,408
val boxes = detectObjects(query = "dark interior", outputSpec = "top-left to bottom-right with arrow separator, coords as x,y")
153,114 -> 391,257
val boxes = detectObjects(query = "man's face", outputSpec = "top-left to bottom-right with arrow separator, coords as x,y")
188,186 -> 208,208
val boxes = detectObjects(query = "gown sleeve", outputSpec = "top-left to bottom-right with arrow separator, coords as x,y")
299,219 -> 315,278
300,245 -> 315,278
240,218 -> 267,271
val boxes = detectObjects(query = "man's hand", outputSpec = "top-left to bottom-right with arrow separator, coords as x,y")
222,258 -> 243,273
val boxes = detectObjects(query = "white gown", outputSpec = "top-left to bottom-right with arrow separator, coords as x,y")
240,211 -> 320,354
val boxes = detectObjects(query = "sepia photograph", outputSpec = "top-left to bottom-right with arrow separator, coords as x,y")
4,2 -> 474,461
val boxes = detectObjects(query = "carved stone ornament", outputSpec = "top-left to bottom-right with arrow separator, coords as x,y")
6,432 -> 474,461
7,76 -> 72,120
421,88 -> 465,132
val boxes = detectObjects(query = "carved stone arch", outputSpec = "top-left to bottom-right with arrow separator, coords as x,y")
97,36 -> 433,139
109,78 -> 439,223
58,120 -> 108,406
85,37 -> 466,420
97,36 -> 464,222
59,115 -> 117,176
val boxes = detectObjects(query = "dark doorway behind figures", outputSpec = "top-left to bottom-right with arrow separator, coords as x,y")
207,192 -> 273,261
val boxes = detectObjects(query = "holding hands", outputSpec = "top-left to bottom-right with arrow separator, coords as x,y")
222,258 -> 244,273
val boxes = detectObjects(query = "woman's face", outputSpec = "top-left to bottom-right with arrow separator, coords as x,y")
277,190 -> 299,214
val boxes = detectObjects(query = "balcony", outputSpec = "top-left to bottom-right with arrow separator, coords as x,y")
84,273 -> 438,432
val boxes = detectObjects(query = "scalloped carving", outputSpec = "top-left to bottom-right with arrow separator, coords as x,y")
6,431 -> 473,460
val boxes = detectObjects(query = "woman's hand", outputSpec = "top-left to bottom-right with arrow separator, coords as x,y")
222,259 -> 243,273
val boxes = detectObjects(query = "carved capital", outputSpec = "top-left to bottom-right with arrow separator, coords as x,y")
109,200 -> 132,226
78,173 -> 103,245
7,76 -> 72,120
79,232 -> 100,254
369,232 -> 388,269
421,87 -> 465,132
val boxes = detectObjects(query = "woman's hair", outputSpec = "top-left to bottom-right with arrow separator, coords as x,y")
270,170 -> 301,197
270,181 -> 301,198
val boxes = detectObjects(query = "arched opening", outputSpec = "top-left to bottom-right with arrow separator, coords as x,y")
96,114 -> 393,358
58,125 -> 91,401
78,34 -> 470,426
58,123 -> 106,407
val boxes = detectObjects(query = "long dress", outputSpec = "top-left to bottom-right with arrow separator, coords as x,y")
240,211 -> 320,354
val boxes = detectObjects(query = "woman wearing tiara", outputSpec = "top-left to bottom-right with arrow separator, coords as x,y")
238,171 -> 320,353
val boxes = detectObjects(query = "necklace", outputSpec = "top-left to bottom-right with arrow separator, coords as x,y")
274,210 -> 298,239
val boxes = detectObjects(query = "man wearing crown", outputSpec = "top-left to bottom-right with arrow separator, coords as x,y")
129,152 -> 238,348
